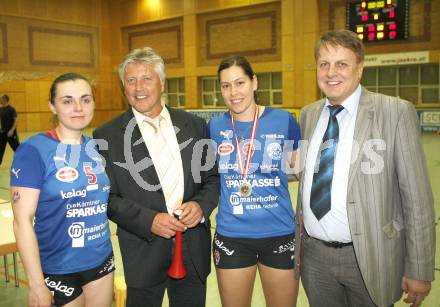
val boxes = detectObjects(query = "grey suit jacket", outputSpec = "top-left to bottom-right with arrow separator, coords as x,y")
294,88 -> 435,307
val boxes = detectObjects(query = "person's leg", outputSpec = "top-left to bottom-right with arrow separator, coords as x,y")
167,237 -> 206,307
212,232 -> 259,307
0,135 -> 7,165
8,131 -> 19,151
63,294 -> 85,307
256,233 -> 298,307
338,246 -> 376,307
82,271 -> 114,307
126,283 -> 166,307
258,263 -> 298,307
301,233 -> 348,307
216,266 -> 258,307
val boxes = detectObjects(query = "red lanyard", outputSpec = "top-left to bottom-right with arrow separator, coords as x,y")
230,106 -> 260,179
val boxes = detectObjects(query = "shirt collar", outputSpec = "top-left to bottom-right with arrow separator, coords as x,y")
324,84 -> 361,116
132,103 -> 171,127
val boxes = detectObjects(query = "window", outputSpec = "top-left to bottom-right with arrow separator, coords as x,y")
361,64 -> 439,105
163,78 -> 185,108
256,72 -> 282,106
201,76 -> 224,107
200,72 -> 283,107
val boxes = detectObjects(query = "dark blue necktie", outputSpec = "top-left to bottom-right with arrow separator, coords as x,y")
310,104 -> 344,220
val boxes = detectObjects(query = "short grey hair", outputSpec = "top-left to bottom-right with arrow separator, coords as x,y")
118,47 -> 166,85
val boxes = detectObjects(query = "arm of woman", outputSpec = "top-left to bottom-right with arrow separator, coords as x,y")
288,149 -> 300,181
11,186 -> 53,307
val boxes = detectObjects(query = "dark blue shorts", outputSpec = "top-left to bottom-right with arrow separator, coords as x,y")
43,253 -> 115,306
212,232 -> 295,269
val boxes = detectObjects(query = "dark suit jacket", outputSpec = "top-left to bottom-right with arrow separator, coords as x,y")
93,107 -> 219,288
294,88 -> 435,307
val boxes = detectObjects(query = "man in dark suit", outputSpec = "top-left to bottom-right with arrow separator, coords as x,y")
94,47 -> 219,307
294,30 -> 435,307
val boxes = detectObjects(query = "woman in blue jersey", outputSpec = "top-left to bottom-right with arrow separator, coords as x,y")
208,55 -> 301,307
10,73 -> 114,307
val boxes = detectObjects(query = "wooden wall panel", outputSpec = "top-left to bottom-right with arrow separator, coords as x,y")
198,2 -> 281,66
207,12 -> 276,59
122,18 -> 183,68
20,1 -> 48,18
26,113 -> 41,132
0,15 -> 98,72
195,0 -> 275,12
6,92 -> 26,113
0,0 -> 100,26
25,82 -> 40,113
38,81 -> 51,111
0,0 -> 114,132
0,23 -> 7,63
129,26 -> 181,63
29,27 -> 95,67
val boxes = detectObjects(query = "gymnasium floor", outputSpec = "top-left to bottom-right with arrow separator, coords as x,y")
0,130 -> 439,307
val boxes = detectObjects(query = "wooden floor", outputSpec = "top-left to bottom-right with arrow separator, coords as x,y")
1,130 -> 439,307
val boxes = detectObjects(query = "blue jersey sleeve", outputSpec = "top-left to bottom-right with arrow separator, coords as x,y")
10,143 -> 45,189
288,114 -> 301,150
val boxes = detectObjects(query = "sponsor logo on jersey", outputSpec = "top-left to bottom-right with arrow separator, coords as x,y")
68,222 -> 85,247
273,239 -> 295,254
219,163 -> 238,171
242,141 -> 254,155
66,203 -> 107,218
99,255 -> 115,274
53,154 -> 68,164
214,249 -> 221,265
229,192 -> 241,206
260,163 -> 279,172
60,188 -> 87,199
56,167 -> 79,183
45,277 -> 75,297
218,143 -> 234,156
219,130 -> 232,140
266,142 -> 282,160
11,168 -> 21,179
83,166 -> 98,190
214,237 -> 235,255
102,185 -> 110,192
261,134 -> 285,139
86,184 -> 98,191
225,177 -> 281,189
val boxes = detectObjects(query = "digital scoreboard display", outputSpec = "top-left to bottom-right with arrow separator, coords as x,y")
346,0 -> 409,42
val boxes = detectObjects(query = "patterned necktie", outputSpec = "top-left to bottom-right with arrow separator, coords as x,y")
147,117 -> 183,215
310,104 -> 344,220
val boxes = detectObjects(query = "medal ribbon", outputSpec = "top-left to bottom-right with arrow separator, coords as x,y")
230,106 -> 260,181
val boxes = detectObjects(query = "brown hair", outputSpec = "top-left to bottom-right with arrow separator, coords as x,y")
217,55 -> 258,103
314,30 -> 365,63
49,73 -> 93,105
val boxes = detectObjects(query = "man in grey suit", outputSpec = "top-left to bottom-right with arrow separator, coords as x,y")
294,30 -> 435,307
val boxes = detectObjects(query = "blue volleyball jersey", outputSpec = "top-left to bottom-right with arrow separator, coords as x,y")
208,107 -> 301,238
10,133 -> 112,274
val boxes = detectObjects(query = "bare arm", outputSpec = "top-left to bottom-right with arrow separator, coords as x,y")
11,187 -> 53,307
287,149 -> 300,181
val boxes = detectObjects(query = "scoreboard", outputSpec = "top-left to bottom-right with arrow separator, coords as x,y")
346,0 -> 409,42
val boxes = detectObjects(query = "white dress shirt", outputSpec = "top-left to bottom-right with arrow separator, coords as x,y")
302,85 -> 361,242
132,106 -> 184,215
